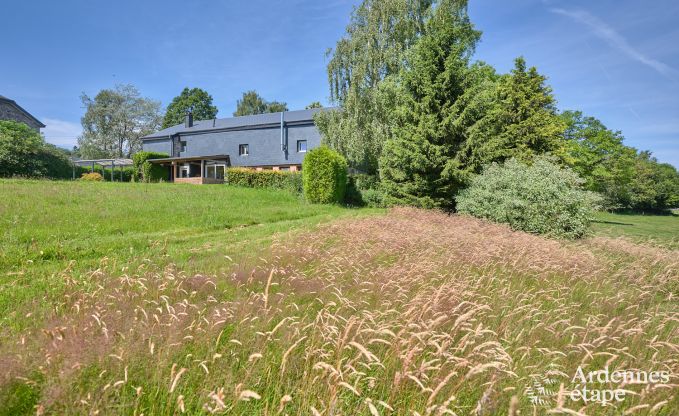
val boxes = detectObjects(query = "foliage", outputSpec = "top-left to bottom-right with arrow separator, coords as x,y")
226,167 -> 302,194
84,166 -> 136,182
379,0 -> 481,208
317,0 -> 435,174
561,111 -> 679,211
233,91 -> 288,116
302,147 -> 348,204
457,157 -> 601,238
78,84 -> 162,158
455,57 -> 566,174
79,172 -> 104,182
162,87 -> 218,128
627,152 -> 679,211
132,151 -> 168,183
345,174 -> 382,206
305,101 -> 323,109
0,120 -> 74,179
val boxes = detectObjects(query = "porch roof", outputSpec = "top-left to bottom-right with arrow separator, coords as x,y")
149,155 -> 231,164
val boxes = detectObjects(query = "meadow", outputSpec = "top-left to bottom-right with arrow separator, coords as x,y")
0,180 -> 677,415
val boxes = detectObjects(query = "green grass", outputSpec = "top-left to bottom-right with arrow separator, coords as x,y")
592,210 -> 679,248
0,179 -> 380,332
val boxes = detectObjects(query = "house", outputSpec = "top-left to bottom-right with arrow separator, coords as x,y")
141,108 -> 329,184
0,95 -> 46,131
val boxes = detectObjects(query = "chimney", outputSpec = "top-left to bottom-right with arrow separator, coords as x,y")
185,108 -> 194,128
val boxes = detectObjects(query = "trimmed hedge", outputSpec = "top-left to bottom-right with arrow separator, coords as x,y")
303,147 -> 348,204
226,167 -> 302,194
132,151 -> 169,183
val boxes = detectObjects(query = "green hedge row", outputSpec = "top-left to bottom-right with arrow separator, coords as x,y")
226,167 -> 302,194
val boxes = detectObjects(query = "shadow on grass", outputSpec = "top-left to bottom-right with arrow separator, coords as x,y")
592,220 -> 634,226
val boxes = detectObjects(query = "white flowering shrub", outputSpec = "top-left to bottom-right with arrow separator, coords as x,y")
456,156 -> 602,239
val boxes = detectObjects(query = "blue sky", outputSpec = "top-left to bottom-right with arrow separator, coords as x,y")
2,0 -> 677,166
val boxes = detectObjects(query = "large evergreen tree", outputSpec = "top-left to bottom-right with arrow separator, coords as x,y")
163,88 -> 218,128
455,57 -> 566,174
379,0 -> 480,208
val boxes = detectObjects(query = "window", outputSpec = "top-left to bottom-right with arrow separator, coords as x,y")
280,166 -> 290,171
180,141 -> 187,153
239,144 -> 249,156
297,140 -> 307,153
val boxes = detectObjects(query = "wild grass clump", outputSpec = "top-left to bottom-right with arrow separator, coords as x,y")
1,207 -> 676,415
457,156 -> 602,238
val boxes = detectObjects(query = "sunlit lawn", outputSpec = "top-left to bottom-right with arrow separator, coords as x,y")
592,210 -> 679,249
0,179 -> 380,332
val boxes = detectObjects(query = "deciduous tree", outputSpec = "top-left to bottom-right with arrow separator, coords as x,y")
316,0 -> 435,174
78,84 -> 162,158
163,87 -> 218,128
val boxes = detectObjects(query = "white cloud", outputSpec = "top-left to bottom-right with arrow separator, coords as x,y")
551,8 -> 678,81
41,118 -> 82,148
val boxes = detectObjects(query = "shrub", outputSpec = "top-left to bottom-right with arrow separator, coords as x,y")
132,151 -> 168,182
0,120 -> 74,179
226,168 -> 302,194
456,156 -> 602,239
303,147 -> 348,204
361,188 -> 386,208
79,172 -> 104,182
345,174 -> 381,206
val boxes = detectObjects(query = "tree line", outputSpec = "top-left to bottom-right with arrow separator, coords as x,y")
315,0 -> 679,211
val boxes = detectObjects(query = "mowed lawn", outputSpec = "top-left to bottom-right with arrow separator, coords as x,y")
0,179 -> 379,332
593,210 -> 679,249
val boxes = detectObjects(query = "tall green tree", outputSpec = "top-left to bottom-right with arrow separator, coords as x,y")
163,87 -> 218,128
78,84 -> 162,158
455,57 -> 566,174
379,0 -> 481,208
316,0 -> 435,174
233,91 -> 288,116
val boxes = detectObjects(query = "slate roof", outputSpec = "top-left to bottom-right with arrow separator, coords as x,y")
0,94 -> 46,128
142,107 -> 334,140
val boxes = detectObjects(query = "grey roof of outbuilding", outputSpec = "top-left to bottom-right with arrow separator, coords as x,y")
142,107 -> 335,140
0,94 -> 46,128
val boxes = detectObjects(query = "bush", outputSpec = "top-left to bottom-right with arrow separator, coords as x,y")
345,174 -> 381,206
0,120 -> 74,179
303,147 -> 348,204
456,157 -> 602,239
226,167 -> 302,194
79,172 -> 104,182
132,151 -> 168,183
361,188 -> 387,208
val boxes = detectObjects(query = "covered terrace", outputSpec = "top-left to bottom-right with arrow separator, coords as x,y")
149,155 -> 231,184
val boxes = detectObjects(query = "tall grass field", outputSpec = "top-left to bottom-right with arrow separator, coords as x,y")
0,179 -> 677,415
